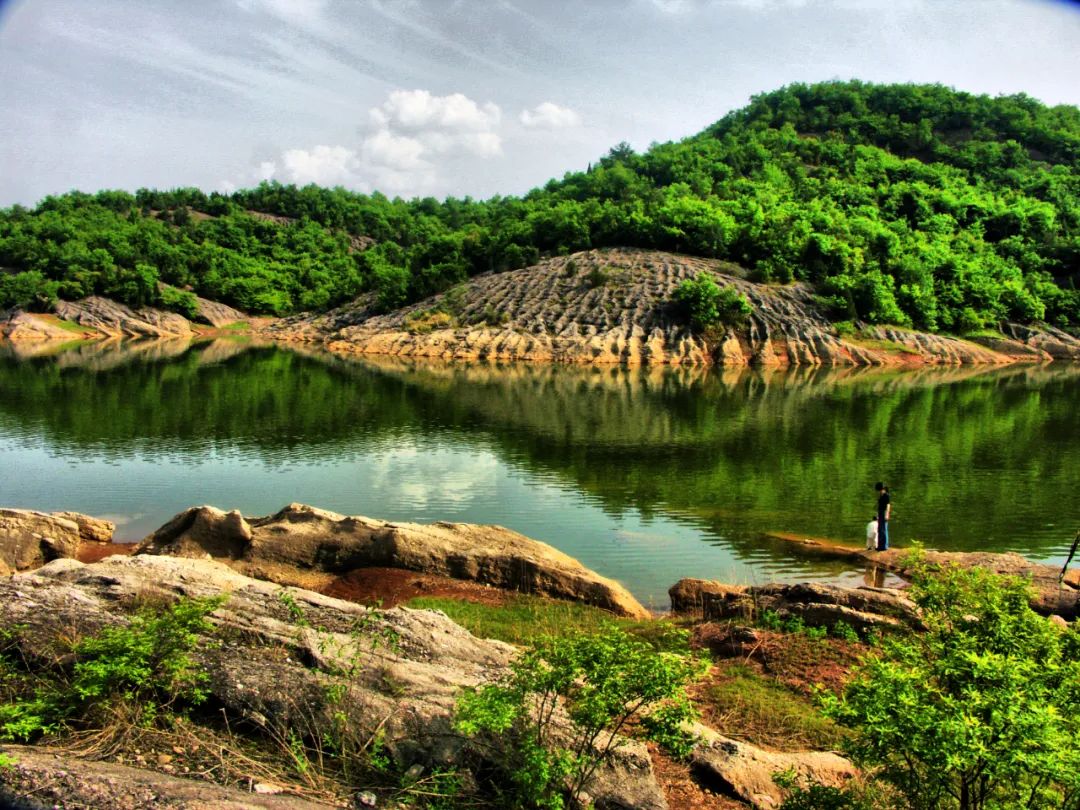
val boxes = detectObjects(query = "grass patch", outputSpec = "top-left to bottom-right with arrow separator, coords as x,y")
404,594 -> 684,650
697,662 -> 846,750
221,321 -> 251,331
404,309 -> 456,334
847,336 -> 921,355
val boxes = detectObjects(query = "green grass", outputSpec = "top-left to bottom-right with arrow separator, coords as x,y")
221,321 -> 251,331
50,317 -> 94,334
848,335 -> 921,355
404,594 -> 684,650
700,663 -> 846,750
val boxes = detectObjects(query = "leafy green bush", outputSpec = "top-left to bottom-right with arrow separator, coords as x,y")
455,626 -> 704,809
820,560 -> 1080,810
0,595 -> 223,741
158,284 -> 199,320
673,272 -> 752,331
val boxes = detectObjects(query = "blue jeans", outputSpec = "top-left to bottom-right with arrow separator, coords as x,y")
877,519 -> 889,551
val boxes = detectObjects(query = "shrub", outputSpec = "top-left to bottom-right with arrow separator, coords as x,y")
673,272 -> 751,331
455,626 -> 704,809
820,559 -> 1080,810
0,596 -> 224,742
158,285 -> 200,320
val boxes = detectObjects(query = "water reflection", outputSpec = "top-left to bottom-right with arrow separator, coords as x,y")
1,338 -> 1078,605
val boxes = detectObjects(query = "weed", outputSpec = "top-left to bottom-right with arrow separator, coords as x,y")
831,622 -> 860,643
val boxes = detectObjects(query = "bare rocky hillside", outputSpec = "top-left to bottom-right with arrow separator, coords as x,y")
267,248 -> 1080,366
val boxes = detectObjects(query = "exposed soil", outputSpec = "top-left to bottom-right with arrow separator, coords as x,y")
317,566 -> 516,608
76,541 -> 138,564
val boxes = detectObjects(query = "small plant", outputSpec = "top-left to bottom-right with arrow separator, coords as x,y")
0,752 -> 14,770
455,626 -> 704,809
820,560 -> 1080,810
830,622 -> 860,643
585,267 -> 610,289
775,770 -> 878,810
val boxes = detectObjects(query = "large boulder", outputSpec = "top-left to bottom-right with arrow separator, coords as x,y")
0,508 -> 83,572
0,556 -> 667,810
51,511 -> 116,544
138,503 -> 651,619
668,578 -> 920,633
0,508 -> 116,574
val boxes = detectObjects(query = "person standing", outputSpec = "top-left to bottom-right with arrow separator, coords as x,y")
875,482 -> 891,551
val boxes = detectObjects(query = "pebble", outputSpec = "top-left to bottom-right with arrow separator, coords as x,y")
356,790 -> 378,807
254,782 -> 284,795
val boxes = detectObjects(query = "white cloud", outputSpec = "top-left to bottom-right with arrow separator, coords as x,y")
519,101 -> 582,129
370,89 -> 501,134
279,144 -> 360,186
257,160 -> 278,181
237,89 -> 504,197
361,129 -> 428,170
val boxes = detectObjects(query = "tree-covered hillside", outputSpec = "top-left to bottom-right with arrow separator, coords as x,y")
2,81 -> 1079,332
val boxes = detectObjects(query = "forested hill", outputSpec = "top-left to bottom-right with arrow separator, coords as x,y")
2,80 -> 1079,333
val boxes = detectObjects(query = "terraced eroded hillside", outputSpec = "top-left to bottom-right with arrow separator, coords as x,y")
268,249 -> 1080,366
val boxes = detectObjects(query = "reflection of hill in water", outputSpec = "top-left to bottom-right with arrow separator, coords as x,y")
1,341 -> 1078,559
335,355 -> 1080,558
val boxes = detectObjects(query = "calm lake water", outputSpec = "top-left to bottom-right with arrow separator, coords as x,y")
2,339 -> 1078,608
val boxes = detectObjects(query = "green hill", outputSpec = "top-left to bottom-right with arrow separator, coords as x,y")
2,80 -> 1079,332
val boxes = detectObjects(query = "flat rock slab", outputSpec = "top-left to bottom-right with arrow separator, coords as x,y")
0,745 -> 337,810
767,537 -> 1080,620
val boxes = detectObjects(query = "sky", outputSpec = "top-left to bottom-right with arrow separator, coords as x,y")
1,0 -> 1079,207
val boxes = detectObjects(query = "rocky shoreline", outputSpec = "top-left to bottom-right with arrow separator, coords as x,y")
0,503 -> 1075,809
5,249 -> 1080,367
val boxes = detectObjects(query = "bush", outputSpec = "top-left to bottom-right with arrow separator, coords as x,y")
820,559 -> 1080,810
455,626 -> 704,809
158,285 -> 200,320
673,272 -> 752,331
0,596 -> 224,741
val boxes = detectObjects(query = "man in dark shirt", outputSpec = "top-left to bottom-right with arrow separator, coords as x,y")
875,481 -> 891,551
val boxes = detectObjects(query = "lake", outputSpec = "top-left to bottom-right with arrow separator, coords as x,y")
2,338 -> 1078,609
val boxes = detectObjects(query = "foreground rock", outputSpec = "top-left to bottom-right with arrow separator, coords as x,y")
669,578 -> 920,633
0,745 -> 336,810
769,536 -> 1080,620
0,507 -> 115,575
0,555 -> 666,810
266,248 -> 1080,367
137,503 -> 652,619
690,724 -> 856,810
